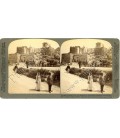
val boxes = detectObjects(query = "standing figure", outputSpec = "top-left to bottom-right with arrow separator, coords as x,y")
78,60 -> 81,68
13,63 -> 18,73
65,63 -> 71,73
99,73 -> 105,93
47,72 -> 53,93
26,60 -> 29,68
88,73 -> 93,91
36,72 -> 41,91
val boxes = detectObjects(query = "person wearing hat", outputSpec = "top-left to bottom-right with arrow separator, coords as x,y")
99,73 -> 105,93
26,60 -> 29,68
13,63 -> 18,73
65,63 -> 71,73
78,60 -> 82,68
47,72 -> 53,93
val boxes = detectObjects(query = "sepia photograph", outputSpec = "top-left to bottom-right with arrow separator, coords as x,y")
8,39 -> 60,94
61,39 -> 112,94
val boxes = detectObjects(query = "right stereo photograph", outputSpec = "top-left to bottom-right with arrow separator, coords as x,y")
60,39 -> 112,94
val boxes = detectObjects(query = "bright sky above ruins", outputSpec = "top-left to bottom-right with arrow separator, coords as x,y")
61,39 -> 112,54
9,39 -> 60,54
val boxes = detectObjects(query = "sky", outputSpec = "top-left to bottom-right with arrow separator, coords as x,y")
61,39 -> 112,54
8,39 -> 112,54
9,39 -> 60,54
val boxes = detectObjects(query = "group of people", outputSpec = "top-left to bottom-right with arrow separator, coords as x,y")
88,73 -> 105,93
65,63 -> 105,93
36,72 -> 53,93
13,63 -> 53,93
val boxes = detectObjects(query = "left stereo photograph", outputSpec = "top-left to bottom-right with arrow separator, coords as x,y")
8,39 -> 60,94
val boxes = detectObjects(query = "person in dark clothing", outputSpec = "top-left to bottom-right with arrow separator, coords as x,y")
13,63 -> 18,73
65,63 -> 70,73
78,61 -> 81,68
99,73 -> 105,93
47,72 -> 53,93
26,60 -> 29,68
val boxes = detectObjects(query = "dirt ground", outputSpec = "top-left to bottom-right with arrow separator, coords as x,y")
61,65 -> 112,94
9,65 -> 60,94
